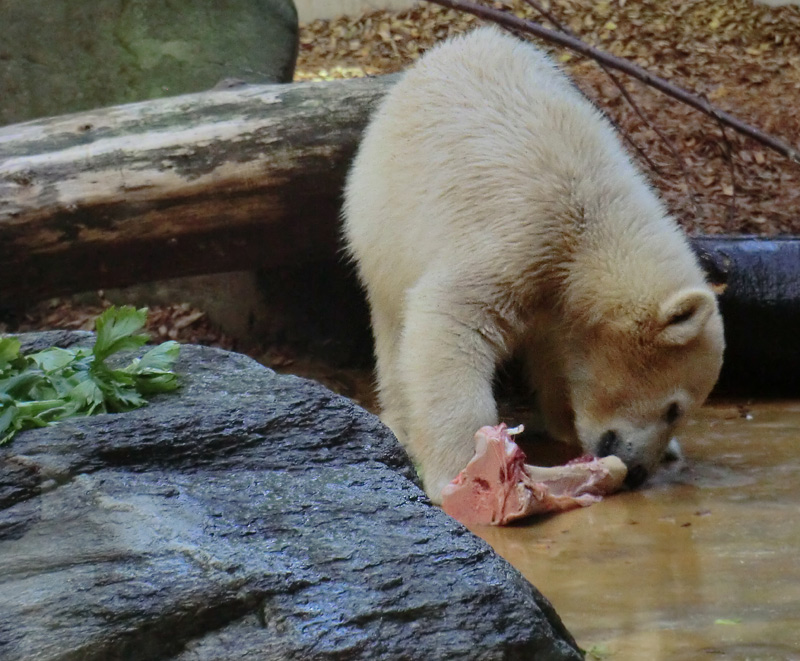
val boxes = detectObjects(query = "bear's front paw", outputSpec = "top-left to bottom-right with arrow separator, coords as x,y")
421,470 -> 459,506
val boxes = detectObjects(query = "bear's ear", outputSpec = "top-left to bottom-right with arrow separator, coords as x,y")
656,288 -> 716,346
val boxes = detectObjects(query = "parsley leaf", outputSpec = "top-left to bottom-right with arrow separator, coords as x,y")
0,306 -> 180,445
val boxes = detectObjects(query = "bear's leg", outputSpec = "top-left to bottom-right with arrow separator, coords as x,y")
398,285 -> 501,503
369,302 -> 409,443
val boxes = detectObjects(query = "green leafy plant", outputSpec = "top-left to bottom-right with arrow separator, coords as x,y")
0,306 -> 180,445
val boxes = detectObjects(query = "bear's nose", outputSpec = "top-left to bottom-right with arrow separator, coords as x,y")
624,464 -> 649,489
596,430 -> 620,457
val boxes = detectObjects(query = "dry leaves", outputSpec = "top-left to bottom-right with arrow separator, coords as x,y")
296,0 -> 800,235
1,296 -> 237,352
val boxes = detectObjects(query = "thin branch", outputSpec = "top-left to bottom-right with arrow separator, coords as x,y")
722,123 -> 738,230
522,0 -> 661,174
426,0 -> 800,165
517,0 -> 562,30
710,106 -> 738,230
609,89 -> 663,176
520,0 -> 711,217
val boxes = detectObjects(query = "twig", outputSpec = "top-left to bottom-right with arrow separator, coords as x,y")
710,105 -> 738,230
426,0 -> 800,165
611,95 -> 663,176
517,0 -> 659,174
519,0 -> 711,218
722,123 -> 737,230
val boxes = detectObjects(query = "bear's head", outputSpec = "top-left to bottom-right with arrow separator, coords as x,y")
557,286 -> 724,488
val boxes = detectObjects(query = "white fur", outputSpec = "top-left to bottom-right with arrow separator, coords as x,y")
343,28 -> 724,503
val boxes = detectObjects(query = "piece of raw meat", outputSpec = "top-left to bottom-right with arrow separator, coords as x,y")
440,424 -> 628,526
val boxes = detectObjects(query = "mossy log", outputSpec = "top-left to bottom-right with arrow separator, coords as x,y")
0,76 -> 397,309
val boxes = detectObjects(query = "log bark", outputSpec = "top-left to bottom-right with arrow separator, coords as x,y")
0,76 -> 398,309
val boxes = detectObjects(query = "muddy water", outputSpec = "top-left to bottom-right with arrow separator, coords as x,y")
275,362 -> 800,659
472,401 -> 800,660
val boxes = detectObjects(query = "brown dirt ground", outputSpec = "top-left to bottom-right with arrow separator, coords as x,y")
6,0 -> 800,366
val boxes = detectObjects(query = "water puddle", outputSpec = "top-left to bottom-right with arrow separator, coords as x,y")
469,402 -> 800,660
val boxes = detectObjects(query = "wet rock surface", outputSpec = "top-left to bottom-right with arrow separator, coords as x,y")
0,332 -> 582,661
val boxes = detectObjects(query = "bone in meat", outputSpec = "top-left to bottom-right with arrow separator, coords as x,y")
440,424 -> 627,526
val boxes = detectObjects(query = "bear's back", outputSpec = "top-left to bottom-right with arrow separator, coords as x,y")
343,28 -> 688,305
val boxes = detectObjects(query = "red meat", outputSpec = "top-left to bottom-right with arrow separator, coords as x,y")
440,424 -> 628,526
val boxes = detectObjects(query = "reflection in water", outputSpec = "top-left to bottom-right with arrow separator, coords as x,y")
273,361 -> 800,659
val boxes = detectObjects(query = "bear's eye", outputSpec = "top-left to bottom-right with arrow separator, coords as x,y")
664,402 -> 682,425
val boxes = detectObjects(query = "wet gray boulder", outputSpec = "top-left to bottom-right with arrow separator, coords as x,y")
0,331 -> 582,660
0,0 -> 298,126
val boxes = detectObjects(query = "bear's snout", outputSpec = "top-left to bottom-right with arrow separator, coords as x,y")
596,430 -> 620,457
623,464 -> 649,489
595,430 -> 650,488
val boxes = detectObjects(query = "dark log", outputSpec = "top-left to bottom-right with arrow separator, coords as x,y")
0,76 -> 397,309
693,237 -> 800,397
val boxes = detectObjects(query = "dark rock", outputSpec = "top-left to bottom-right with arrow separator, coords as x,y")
0,0 -> 298,126
0,332 -> 582,661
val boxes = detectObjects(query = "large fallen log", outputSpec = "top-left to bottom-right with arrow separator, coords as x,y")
692,237 -> 800,396
0,76 -> 397,309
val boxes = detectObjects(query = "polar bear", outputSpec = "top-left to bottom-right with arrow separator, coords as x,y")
343,28 -> 724,503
